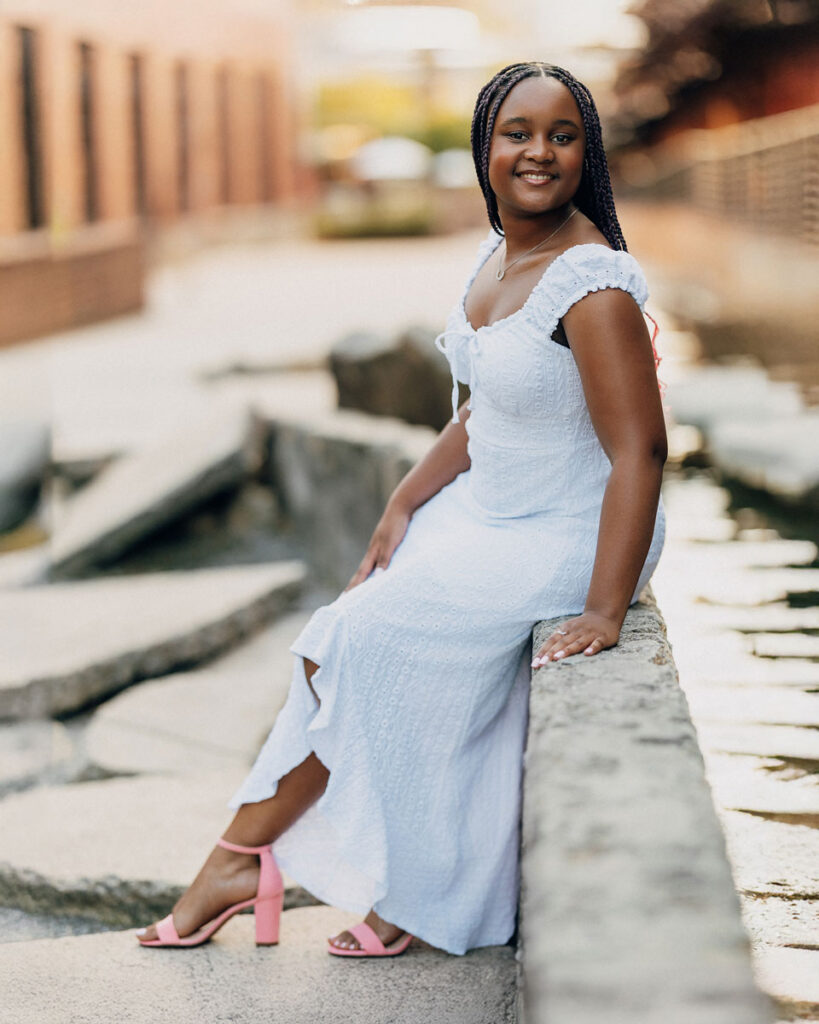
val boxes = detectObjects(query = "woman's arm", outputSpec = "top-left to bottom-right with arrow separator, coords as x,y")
533,287 -> 667,666
344,401 -> 471,590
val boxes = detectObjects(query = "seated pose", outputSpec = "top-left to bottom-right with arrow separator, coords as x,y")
136,60 -> 667,958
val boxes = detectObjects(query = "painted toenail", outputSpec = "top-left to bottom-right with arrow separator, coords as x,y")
135,928 -> 146,936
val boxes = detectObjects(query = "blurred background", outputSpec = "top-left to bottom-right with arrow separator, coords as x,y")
1,1 -> 819,1016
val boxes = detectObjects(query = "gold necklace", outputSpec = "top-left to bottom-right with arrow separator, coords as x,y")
495,207 -> 579,281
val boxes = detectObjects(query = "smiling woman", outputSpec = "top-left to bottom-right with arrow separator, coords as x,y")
134,60 -> 668,964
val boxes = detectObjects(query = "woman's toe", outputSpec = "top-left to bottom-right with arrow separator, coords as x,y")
330,929 -> 359,950
136,923 -> 158,942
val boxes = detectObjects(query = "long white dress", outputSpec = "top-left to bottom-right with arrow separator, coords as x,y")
228,230 -> 666,956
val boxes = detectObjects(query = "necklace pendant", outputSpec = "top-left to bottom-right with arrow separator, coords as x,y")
496,266 -> 505,281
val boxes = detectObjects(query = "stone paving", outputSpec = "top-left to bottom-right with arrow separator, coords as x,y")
3,909 -> 517,1024
652,471 -> 819,1021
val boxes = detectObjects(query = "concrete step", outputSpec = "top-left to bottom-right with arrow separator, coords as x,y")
0,720 -> 73,795
84,610 -> 312,777
50,398 -> 265,578
696,722 -> 819,762
703,753 -> 819,817
0,772 -> 317,926
686,686 -> 819,728
0,906 -> 517,1024
0,561 -> 305,719
718,808 -> 819,899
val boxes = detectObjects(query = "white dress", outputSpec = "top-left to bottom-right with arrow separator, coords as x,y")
228,230 -> 666,956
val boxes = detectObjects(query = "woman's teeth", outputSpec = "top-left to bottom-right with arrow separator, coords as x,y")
519,172 -> 555,182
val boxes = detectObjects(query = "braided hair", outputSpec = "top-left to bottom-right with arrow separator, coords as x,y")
470,62 -> 627,251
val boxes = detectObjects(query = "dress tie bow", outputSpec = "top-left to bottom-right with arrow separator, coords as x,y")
434,327 -> 480,425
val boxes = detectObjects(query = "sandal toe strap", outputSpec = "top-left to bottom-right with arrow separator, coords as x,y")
348,922 -> 387,954
155,913 -> 181,944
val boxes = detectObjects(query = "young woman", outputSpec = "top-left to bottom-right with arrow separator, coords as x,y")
136,61 -> 666,958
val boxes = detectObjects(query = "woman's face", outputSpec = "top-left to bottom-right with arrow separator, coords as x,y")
487,76 -> 586,222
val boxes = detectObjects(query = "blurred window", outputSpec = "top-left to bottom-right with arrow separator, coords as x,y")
257,72 -> 274,203
17,26 -> 44,230
217,66 -> 231,204
78,41 -> 98,222
129,54 -> 147,217
175,62 -> 190,213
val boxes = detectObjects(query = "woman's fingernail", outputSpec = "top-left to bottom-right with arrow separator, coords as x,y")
554,650 -> 565,658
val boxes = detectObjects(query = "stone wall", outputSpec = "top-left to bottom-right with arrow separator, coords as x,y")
522,596 -> 773,1024
0,223 -> 144,347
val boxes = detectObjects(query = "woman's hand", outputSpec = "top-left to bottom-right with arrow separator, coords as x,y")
531,611 -> 621,668
344,502 -> 412,592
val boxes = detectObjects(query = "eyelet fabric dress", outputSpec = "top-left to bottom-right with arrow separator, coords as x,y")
227,228 -> 666,956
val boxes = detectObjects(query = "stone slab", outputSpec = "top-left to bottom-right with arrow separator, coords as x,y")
520,591 -> 771,1024
702,753 -> 819,816
696,723 -> 819,763
710,414 -> 819,509
49,398 -> 265,577
740,894 -> 819,951
668,365 -> 804,434
751,633 -> 819,659
0,416 -> 50,532
717,809 -> 819,899
0,906 -> 113,944
85,610 -> 313,776
0,773 -> 316,926
696,568 -> 819,607
0,720 -> 73,795
0,907 -> 517,1024
0,543 -> 49,587
686,686 -> 819,728
0,561 -> 305,719
752,946 -> 819,1016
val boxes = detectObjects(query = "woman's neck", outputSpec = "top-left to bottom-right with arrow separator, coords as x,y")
499,202 -> 576,259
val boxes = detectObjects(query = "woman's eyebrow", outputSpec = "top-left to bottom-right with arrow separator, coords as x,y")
497,116 -> 580,129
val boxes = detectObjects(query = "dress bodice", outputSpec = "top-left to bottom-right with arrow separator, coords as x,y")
435,229 -> 653,519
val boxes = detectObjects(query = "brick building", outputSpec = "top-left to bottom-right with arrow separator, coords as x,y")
0,0 -> 300,345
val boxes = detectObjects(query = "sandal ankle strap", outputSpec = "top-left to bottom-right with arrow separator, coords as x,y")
218,837 -> 272,855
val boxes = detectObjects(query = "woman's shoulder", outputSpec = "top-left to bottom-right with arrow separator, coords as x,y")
533,242 -> 648,325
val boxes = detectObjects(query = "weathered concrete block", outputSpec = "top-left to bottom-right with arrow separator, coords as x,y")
49,399 -> 266,578
85,610 -> 312,777
268,409 -> 435,589
330,325 -> 456,430
0,773 -> 316,927
0,416 -> 50,533
0,562 -> 305,719
520,588 -> 773,1024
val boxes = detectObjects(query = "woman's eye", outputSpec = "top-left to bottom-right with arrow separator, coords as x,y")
552,134 -> 573,144
507,131 -> 528,140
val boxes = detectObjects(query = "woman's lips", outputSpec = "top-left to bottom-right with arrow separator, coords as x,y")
517,172 -> 558,185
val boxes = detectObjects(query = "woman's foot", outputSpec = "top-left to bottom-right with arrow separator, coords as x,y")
136,844 -> 261,943
328,909 -> 406,951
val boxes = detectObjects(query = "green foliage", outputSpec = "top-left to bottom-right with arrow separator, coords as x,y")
406,116 -> 472,153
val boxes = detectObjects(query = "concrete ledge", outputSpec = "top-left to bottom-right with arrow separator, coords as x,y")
521,588 -> 774,1024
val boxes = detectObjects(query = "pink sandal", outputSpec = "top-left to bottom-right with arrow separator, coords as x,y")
137,837 -> 284,948
327,921 -> 413,957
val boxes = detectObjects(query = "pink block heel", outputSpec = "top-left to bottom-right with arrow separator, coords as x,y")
253,890 -> 285,946
137,837 -> 284,948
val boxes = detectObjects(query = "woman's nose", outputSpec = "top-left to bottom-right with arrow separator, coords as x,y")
524,136 -> 554,162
